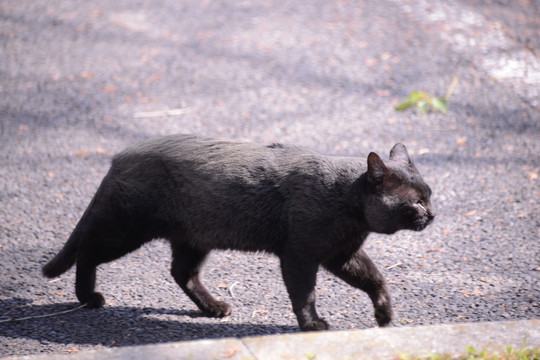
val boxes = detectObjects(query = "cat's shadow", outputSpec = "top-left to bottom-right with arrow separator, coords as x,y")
0,298 -> 297,347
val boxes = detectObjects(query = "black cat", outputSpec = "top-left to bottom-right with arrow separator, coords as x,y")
43,135 -> 434,331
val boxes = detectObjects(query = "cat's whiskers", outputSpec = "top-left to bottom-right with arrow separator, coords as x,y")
417,203 -> 428,214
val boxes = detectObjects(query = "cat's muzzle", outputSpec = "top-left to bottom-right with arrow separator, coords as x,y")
412,212 -> 435,231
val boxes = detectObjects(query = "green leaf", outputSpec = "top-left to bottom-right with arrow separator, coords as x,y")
432,97 -> 448,113
410,91 -> 431,102
395,95 -> 418,111
418,100 -> 429,114
395,92 -> 434,112
395,91 -> 451,114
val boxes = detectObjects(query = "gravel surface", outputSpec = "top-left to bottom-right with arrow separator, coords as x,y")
1,0 -> 539,357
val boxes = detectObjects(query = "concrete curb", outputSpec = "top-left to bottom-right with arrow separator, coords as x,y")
6,320 -> 539,360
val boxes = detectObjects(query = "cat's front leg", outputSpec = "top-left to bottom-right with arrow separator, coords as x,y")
323,248 -> 392,327
279,253 -> 328,331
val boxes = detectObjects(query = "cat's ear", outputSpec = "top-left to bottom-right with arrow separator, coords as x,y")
389,143 -> 411,165
367,152 -> 388,184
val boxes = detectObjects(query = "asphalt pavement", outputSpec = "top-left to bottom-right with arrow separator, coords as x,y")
1,0 -> 539,358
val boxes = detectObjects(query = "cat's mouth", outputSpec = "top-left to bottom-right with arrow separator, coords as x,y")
411,213 -> 435,231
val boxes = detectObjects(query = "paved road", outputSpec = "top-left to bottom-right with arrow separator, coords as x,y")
1,0 -> 539,357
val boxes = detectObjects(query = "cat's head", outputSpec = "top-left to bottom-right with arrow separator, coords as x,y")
362,143 -> 435,234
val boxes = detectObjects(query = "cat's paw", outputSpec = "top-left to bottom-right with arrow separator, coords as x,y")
84,292 -> 105,309
375,308 -> 392,327
374,294 -> 393,327
204,301 -> 232,318
300,319 -> 329,331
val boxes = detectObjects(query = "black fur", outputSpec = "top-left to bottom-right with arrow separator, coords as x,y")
43,135 -> 434,331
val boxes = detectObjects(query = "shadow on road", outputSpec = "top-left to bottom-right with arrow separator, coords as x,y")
0,299 -> 297,347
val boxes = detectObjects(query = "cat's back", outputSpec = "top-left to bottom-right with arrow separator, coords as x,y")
111,135 -> 301,180
116,135 -> 237,160
116,135 -> 284,166
112,135 -> 363,185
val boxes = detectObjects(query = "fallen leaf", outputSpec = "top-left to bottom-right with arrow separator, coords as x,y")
75,149 -> 89,157
102,85 -> 118,93
464,209 -> 477,217
92,9 -> 103,17
380,52 -> 392,61
221,348 -> 239,358
365,58 -> 378,67
356,41 -> 368,49
136,96 -> 152,104
144,73 -> 162,84
80,71 -> 95,80
18,124 -> 29,134
76,147 -> 109,157
140,54 -> 151,63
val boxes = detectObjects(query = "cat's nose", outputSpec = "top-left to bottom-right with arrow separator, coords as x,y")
426,202 -> 435,216
427,210 -> 435,223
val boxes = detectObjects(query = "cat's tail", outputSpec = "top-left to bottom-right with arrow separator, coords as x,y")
42,229 -> 79,278
42,181 -> 103,278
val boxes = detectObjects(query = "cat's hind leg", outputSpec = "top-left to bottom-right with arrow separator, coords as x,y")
323,248 -> 393,327
74,229 -> 148,308
75,259 -> 105,308
170,246 -> 231,317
